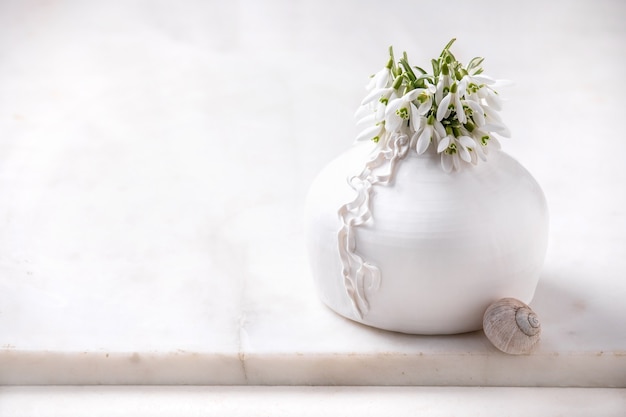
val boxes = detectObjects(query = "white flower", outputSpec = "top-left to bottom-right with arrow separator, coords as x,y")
384,88 -> 425,133
360,87 -> 396,123
478,85 -> 502,111
354,86 -> 396,142
437,82 -> 466,124
459,73 -> 494,99
481,105 -> 511,138
416,81 -> 436,114
435,67 -> 453,105
462,99 -> 485,127
465,74 -> 511,113
468,128 -> 500,164
355,122 -> 384,142
413,115 -> 446,155
366,66 -> 392,91
437,133 -> 477,173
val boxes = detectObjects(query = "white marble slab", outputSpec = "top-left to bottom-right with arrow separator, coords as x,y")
0,0 -> 625,386
1,387 -> 625,417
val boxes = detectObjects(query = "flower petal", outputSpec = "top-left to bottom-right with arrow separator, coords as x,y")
410,103 -> 421,131
458,135 -> 477,148
385,97 -> 403,116
436,94 -> 451,121
416,125 -> 432,155
417,98 -> 431,115
485,89 -> 502,111
384,99 -> 404,132
474,141 -> 487,161
452,153 -> 460,171
469,148 -> 478,165
457,77 -> 468,97
489,135 -> 502,149
437,135 -> 451,153
482,123 -> 510,138
356,113 -> 376,128
375,103 -> 386,123
483,105 -> 503,123
492,79 -> 513,89
441,153 -> 453,173
404,88 -> 424,102
459,143 -> 471,162
375,68 -> 392,89
464,100 -> 485,126
355,124 -> 383,142
355,104 -> 372,120
454,95 -> 466,124
433,120 -> 447,138
361,87 -> 392,106
472,74 -> 496,85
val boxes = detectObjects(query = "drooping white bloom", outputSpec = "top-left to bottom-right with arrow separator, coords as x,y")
437,134 -> 477,173
366,66 -> 392,91
354,86 -> 396,143
477,85 -> 502,111
417,81 -> 437,112
413,115 -> 446,155
462,99 -> 486,127
437,82 -> 466,124
481,105 -> 511,138
468,127 -> 502,165
355,122 -> 384,142
435,67 -> 453,105
384,88 -> 425,133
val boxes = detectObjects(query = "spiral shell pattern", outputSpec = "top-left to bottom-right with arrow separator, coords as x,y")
483,298 -> 541,355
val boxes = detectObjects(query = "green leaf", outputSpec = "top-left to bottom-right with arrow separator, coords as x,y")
416,74 -> 434,83
388,45 -> 397,73
392,76 -> 404,90
431,59 -> 440,76
399,57 -> 417,82
441,38 -> 457,56
467,56 -> 484,70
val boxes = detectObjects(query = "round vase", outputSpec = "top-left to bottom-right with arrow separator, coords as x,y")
305,141 -> 548,334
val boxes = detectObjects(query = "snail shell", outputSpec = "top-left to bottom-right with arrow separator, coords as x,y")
483,298 -> 541,355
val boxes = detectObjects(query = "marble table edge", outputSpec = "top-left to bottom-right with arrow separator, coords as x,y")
1,348 -> 624,387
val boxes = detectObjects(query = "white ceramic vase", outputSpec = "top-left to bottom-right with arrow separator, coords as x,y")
305,141 -> 548,334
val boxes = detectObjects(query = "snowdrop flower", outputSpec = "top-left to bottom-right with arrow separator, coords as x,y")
478,85 -> 502,111
463,99 -> 486,127
437,82 -> 466,124
360,87 -> 396,123
355,121 -> 384,143
471,128 -> 501,161
416,81 -> 436,114
459,72 -> 493,96
482,105 -> 511,138
384,88 -> 426,133
435,60 -> 453,105
437,132 -> 477,173
366,65 -> 393,91
413,115 -> 446,155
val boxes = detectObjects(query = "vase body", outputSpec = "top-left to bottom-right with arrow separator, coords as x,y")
305,141 -> 549,334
